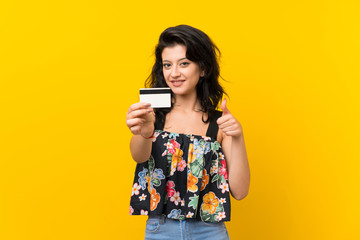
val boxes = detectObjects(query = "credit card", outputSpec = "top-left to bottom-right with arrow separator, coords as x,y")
139,88 -> 171,108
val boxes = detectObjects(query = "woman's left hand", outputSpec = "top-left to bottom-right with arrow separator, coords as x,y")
216,98 -> 243,138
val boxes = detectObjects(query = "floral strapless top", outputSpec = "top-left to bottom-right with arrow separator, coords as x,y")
129,112 -> 231,223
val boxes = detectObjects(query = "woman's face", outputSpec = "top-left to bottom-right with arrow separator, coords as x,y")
162,44 -> 204,97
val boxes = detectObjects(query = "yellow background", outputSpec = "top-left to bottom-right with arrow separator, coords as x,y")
1,0 -> 359,239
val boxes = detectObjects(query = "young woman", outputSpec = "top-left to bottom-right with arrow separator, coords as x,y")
126,25 -> 250,240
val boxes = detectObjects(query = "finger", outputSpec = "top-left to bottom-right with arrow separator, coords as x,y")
221,125 -> 237,133
218,123 -> 232,132
126,118 -> 145,128
127,108 -> 153,120
223,130 -> 241,137
216,114 -> 232,125
147,108 -> 154,114
130,125 -> 141,135
221,98 -> 231,115
128,102 -> 151,113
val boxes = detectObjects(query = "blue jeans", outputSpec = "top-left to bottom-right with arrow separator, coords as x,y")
144,215 -> 230,240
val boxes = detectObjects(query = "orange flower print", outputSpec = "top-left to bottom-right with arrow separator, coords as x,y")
200,169 -> 209,191
188,143 -> 196,164
187,172 -> 198,192
201,191 -> 219,214
150,188 -> 160,211
146,175 -> 152,193
170,148 -> 183,175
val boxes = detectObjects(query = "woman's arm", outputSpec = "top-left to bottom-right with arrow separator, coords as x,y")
217,99 -> 250,200
130,135 -> 153,163
126,102 -> 155,163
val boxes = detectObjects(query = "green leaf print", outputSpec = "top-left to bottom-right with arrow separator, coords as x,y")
166,154 -> 172,176
152,178 -> 161,187
198,139 -> 206,147
217,175 -> 226,188
188,194 -> 199,210
148,155 -> 154,172
168,133 -> 179,139
189,156 -> 204,178
200,210 -> 212,222
211,169 -> 226,187
215,202 -> 224,214
211,142 -> 221,152
211,174 -> 219,183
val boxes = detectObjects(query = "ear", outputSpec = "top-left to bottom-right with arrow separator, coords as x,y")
200,69 -> 205,77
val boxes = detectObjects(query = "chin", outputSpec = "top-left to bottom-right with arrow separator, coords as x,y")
171,89 -> 189,96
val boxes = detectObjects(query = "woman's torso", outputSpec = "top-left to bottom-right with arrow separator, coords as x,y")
129,110 -> 231,222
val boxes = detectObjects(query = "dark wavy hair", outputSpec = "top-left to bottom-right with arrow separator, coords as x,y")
145,24 -> 227,125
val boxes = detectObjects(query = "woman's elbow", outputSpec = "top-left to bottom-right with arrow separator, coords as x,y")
231,190 -> 249,201
130,152 -> 150,164
231,188 -> 249,201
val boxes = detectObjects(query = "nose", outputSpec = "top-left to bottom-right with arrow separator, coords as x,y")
170,65 -> 180,78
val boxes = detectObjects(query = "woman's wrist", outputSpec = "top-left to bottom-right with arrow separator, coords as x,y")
140,129 -> 155,139
141,133 -> 153,139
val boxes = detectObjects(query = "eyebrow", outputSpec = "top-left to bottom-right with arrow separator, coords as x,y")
162,57 -> 188,63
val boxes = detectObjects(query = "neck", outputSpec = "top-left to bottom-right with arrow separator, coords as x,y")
172,92 -> 202,113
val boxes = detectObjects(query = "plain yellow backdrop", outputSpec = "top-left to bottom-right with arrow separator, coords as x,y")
1,0 -> 359,239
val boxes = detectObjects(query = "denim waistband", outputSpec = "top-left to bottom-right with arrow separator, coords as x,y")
145,215 -> 229,239
148,214 -> 166,224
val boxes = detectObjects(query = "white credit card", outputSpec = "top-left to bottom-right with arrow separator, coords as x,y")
139,88 -> 171,108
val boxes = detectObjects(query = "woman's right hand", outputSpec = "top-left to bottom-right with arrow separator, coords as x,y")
126,102 -> 155,138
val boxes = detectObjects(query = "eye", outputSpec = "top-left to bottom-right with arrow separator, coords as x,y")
163,63 -> 171,68
180,62 -> 190,67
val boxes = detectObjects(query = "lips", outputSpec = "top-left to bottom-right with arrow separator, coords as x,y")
170,80 -> 185,87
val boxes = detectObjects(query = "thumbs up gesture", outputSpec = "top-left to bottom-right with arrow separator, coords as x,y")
216,98 -> 243,138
